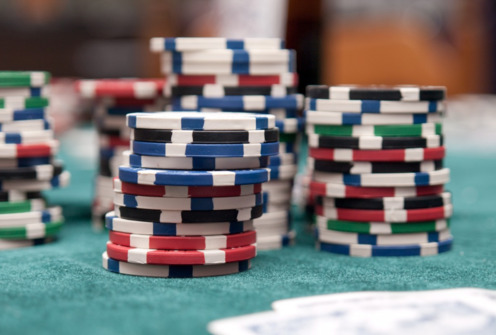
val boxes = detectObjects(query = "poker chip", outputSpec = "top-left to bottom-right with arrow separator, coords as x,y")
257,231 -> 296,251
0,198 -> 45,214
0,97 -> 49,109
105,212 -> 255,236
0,140 -> 59,158
309,181 -> 444,199
308,134 -> 443,149
315,216 -> 451,234
130,140 -> 279,158
0,108 -> 47,122
124,151 -> 270,170
306,84 -> 452,257
0,162 -> 63,180
0,190 -> 42,202
0,170 -> 70,191
127,112 -> 275,131
317,238 -> 453,257
269,164 -> 298,181
0,206 -> 62,228
0,220 -> 63,239
275,117 -> 305,134
0,86 -> 49,98
174,107 -> 300,119
118,166 -> 270,186
306,85 -> 446,101
150,37 -> 285,51
109,230 -> 256,250
113,192 -> 263,211
306,98 -> 445,114
115,204 -> 264,223
0,118 -> 52,132
75,79 -> 165,99
312,168 -> 450,187
166,73 -> 298,87
309,147 -> 445,162
102,252 -> 251,278
0,237 -> 55,250
130,128 -> 279,144
268,153 -> 298,166
0,156 -> 52,168
0,72 -> 50,87
162,49 -> 295,63
171,85 -> 297,97
310,159 -> 443,174
172,94 -> 303,111
305,110 -> 442,125
0,130 -> 54,145
307,123 -> 442,137
114,178 -> 262,198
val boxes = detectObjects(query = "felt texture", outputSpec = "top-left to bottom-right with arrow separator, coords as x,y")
0,140 -> 495,335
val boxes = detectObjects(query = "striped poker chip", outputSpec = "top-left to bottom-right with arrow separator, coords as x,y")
106,241 -> 257,265
0,237 -> 55,250
315,204 -> 453,223
115,205 -> 264,224
105,212 -> 255,236
0,170 -> 70,192
126,112 -> 275,131
0,118 -> 52,132
0,86 -> 49,98
308,134 -> 443,150
0,140 -> 59,158
172,106 -> 300,119
0,220 -> 63,239
253,210 -> 291,227
305,98 -> 445,114
130,140 -> 279,158
306,123 -> 442,138
113,192 -> 263,211
0,190 -> 42,202
0,156 -> 52,169
118,166 -> 270,187
317,192 -> 452,210
109,230 -> 256,250
262,190 -> 292,205
170,85 -> 297,98
275,118 -> 305,134
317,238 -> 453,257
269,164 -> 298,181
0,198 -> 45,214
317,228 -> 452,246
130,128 -> 279,144
306,85 -> 446,101
305,110 -> 442,126
310,158 -> 443,174
309,181 -> 444,199
166,73 -> 298,87
0,130 -> 54,145
268,153 -> 298,167
75,79 -> 165,98
312,168 -> 450,187
0,206 -> 62,228
172,94 -> 303,111
262,179 -> 294,194
124,151 -> 270,170
162,49 -> 295,63
150,37 -> 285,51
0,162 -> 64,181
257,231 -> 295,250
0,97 -> 49,109
0,108 -> 47,122
0,71 -> 50,87
309,147 -> 446,162
103,252 -> 251,278
315,216 -> 451,234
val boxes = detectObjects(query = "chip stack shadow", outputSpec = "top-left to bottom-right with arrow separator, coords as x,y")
0,71 -> 70,250
150,37 -> 304,249
102,112 -> 277,278
75,79 -> 168,230
305,85 -> 453,257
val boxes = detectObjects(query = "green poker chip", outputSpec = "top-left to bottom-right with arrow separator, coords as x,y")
0,71 -> 50,87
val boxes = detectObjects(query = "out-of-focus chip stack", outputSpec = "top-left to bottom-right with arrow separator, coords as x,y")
150,37 -> 303,250
0,71 -> 70,250
75,79 -> 168,230
305,85 -> 453,257
102,111 -> 277,278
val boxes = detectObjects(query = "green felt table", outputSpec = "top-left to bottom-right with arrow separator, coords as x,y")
1,129 -> 495,335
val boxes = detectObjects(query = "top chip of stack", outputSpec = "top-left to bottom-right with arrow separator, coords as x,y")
0,71 -> 70,250
305,84 -> 452,257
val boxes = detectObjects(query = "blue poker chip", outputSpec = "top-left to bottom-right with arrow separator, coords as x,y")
0,119 -> 51,132
0,108 -> 46,122
172,94 -> 303,110
150,37 -> 285,51
119,166 -> 271,186
305,110 -> 442,126
268,153 -> 298,167
275,117 -> 305,134
269,164 -> 297,181
317,238 -> 453,257
305,98 -> 445,114
171,106 -> 300,118
130,140 -> 279,158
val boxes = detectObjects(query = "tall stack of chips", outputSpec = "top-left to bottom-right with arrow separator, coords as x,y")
150,37 -> 303,250
75,79 -> 167,229
102,112 -> 276,278
305,85 -> 453,257
0,71 -> 70,250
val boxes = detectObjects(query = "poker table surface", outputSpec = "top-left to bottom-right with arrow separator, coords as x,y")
1,127 -> 495,335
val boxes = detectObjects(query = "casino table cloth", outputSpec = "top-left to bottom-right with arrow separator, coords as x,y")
1,127 -> 495,335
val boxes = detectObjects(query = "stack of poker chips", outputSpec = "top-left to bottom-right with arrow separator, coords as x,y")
75,79 -> 167,229
102,112 -> 276,278
0,71 -> 70,250
150,37 -> 303,250
305,85 -> 453,257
